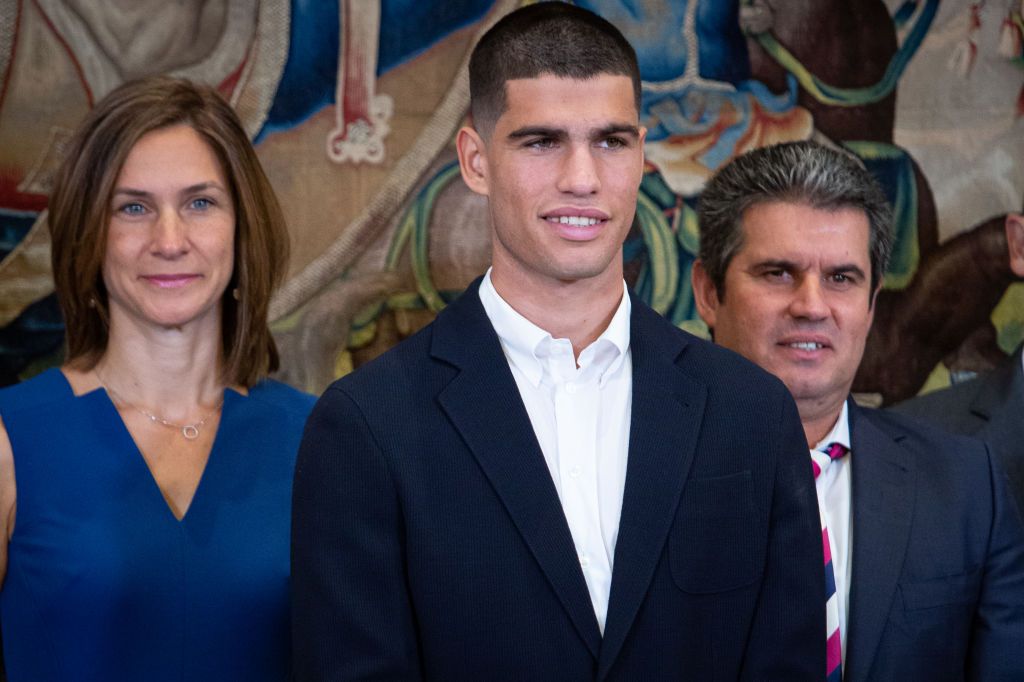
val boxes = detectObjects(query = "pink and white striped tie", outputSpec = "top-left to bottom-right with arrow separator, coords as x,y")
811,442 -> 848,682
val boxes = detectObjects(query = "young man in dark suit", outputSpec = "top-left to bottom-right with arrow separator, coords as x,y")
895,211 -> 1024,513
692,141 -> 1024,682
292,4 -> 823,680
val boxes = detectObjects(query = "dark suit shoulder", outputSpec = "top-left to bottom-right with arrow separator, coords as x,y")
892,346 -> 1022,434
846,405 -> 1024,680
326,317 -> 451,401
861,405 -> 989,463
890,377 -> 986,431
854,405 -> 1011,573
856,407 -> 1002,515
685,333 -> 791,396
631,300 -> 793,401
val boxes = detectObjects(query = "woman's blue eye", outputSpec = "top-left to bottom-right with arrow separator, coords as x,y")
190,197 -> 212,210
120,202 -> 146,216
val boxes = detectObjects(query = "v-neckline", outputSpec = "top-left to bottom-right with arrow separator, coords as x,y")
61,370 -> 238,524
101,386 -> 234,523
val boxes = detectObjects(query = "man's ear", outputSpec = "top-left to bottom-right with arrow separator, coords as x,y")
1006,213 -> 1024,278
634,125 -> 648,185
867,283 -> 882,333
691,259 -> 720,330
456,126 -> 489,196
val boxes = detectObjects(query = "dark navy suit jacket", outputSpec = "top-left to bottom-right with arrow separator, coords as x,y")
894,344 -> 1024,514
291,280 -> 824,681
844,403 -> 1024,682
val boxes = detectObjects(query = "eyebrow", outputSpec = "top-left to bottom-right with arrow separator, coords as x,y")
506,124 -> 640,141
111,181 -> 227,198
752,259 -> 868,279
828,263 -> 868,280
751,259 -> 796,272
507,126 -> 566,141
594,124 -> 641,139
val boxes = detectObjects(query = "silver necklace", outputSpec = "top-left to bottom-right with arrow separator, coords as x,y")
98,374 -> 223,441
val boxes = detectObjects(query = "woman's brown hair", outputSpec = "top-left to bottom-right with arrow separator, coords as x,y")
48,76 -> 288,387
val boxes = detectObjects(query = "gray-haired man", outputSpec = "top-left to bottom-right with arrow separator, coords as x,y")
692,141 -> 1024,682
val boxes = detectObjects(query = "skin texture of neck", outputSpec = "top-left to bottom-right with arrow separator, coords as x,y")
91,308 -> 228,420
490,262 -> 625,360
798,400 -> 844,449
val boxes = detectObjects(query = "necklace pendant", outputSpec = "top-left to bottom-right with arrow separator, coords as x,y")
182,425 -> 201,440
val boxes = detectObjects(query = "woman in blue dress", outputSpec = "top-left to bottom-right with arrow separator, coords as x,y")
0,76 -> 315,680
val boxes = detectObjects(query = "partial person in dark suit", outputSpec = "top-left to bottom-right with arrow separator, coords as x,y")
692,141 -> 1024,682
894,211 -> 1024,513
291,4 -> 824,681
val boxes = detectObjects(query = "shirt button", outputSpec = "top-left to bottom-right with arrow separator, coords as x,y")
580,555 -> 590,568
565,383 -> 577,395
570,466 -> 582,479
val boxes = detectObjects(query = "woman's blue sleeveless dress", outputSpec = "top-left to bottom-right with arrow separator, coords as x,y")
0,369 -> 315,681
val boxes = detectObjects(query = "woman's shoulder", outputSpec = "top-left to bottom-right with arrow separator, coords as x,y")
244,378 -> 317,420
0,368 -> 75,416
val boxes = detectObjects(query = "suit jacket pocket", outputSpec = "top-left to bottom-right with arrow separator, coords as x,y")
899,567 -> 982,610
669,470 -> 761,594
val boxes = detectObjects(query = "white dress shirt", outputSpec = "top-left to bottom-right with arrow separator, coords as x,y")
479,270 -> 632,633
812,401 -> 853,667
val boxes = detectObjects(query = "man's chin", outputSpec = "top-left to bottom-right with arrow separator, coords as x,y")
777,375 -> 834,405
546,259 -> 619,284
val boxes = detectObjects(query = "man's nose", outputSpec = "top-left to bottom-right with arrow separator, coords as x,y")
556,145 -> 600,196
789,277 -> 830,320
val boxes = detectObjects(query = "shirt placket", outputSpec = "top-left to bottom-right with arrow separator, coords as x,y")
550,352 -> 610,629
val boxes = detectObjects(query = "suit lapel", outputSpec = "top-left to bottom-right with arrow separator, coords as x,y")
597,301 -> 706,680
844,402 -> 915,682
432,281 -> 602,658
973,346 -> 1024,458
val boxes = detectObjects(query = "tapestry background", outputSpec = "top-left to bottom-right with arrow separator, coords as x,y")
1,0 -> 1022,407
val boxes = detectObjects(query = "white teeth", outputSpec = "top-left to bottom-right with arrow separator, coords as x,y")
555,216 -> 599,226
790,342 -> 823,351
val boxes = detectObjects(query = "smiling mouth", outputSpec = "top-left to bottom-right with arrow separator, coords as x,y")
787,342 -> 825,351
550,215 -> 601,226
143,274 -> 201,289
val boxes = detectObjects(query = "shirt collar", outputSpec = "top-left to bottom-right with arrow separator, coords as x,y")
812,400 -> 851,454
583,283 -> 631,387
478,268 -> 631,388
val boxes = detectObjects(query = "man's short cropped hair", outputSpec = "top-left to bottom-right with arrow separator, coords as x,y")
698,140 -> 894,298
468,1 -> 641,134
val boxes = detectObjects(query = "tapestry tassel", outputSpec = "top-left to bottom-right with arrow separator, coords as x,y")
998,15 -> 1023,58
949,3 -> 983,77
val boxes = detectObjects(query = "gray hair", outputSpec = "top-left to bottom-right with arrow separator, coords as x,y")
697,140 -> 894,297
